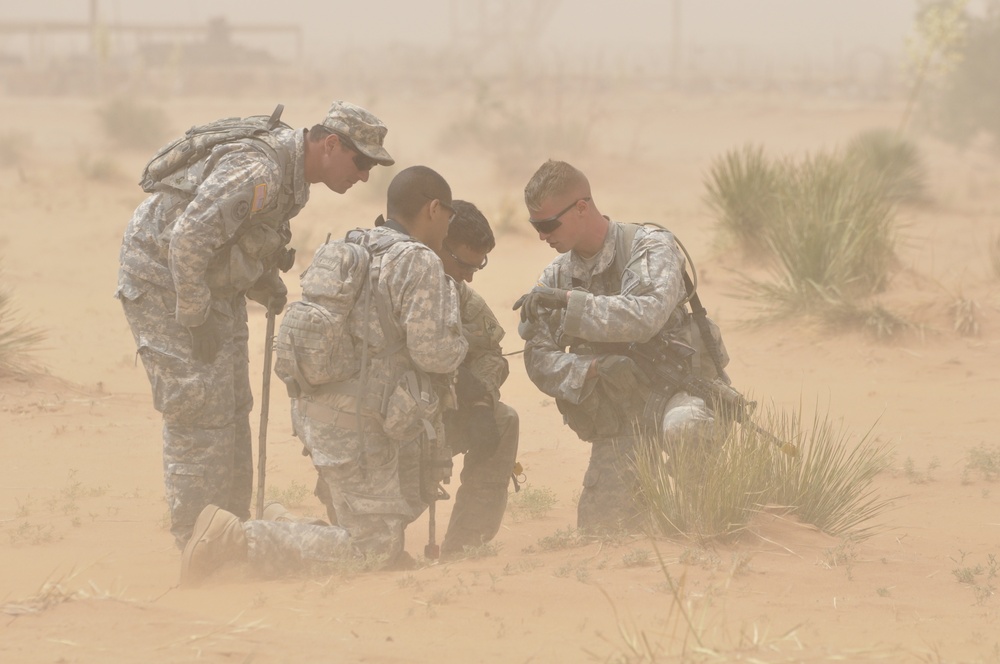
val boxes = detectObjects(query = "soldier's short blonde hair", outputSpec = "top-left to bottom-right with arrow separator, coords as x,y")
524,160 -> 590,210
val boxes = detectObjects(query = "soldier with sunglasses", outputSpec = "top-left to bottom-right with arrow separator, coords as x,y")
514,160 -> 719,533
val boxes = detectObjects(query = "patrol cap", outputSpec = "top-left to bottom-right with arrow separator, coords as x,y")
322,101 -> 394,166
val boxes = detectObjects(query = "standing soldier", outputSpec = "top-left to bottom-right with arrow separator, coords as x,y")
117,101 -> 393,549
514,160 -> 725,532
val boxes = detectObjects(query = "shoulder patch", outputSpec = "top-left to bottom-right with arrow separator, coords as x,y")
251,183 -> 267,212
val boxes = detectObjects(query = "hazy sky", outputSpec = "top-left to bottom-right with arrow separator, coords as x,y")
1,0 -> 922,65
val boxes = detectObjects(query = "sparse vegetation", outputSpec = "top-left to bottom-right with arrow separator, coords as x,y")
0,268 -> 44,376
635,402 -> 894,543
962,444 -> 1000,483
707,137 -> 912,330
263,480 -> 311,507
704,143 -> 780,257
507,485 -> 558,522
950,550 -> 998,605
903,456 -> 941,484
96,97 -> 170,150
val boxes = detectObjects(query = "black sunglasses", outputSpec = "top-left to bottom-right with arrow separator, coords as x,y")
443,241 -> 488,273
336,133 -> 379,172
528,197 -> 591,234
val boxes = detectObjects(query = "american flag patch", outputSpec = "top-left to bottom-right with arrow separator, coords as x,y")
251,183 -> 267,212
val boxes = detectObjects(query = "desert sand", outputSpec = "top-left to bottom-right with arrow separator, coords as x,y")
1,87 -> 999,663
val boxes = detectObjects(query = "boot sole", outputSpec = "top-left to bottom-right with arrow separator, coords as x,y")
179,505 -> 222,587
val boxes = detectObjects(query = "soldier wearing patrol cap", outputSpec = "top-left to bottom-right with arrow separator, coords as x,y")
117,100 -> 393,550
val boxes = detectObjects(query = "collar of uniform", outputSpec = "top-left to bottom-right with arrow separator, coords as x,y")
284,127 -> 308,205
567,219 -> 619,282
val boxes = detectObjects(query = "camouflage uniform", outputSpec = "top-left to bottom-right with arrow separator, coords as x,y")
117,125 -> 308,548
243,223 -> 467,574
440,282 -> 519,555
519,221 -> 714,532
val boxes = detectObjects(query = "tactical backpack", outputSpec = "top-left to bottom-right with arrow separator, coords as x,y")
274,228 -> 416,396
139,104 -> 289,194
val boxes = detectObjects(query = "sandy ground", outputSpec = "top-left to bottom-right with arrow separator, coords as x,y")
1,88 -> 1000,663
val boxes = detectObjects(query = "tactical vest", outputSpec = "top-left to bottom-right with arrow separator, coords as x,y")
552,222 -> 729,441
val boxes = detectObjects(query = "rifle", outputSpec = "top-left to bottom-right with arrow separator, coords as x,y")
419,431 -> 452,559
625,337 -> 798,457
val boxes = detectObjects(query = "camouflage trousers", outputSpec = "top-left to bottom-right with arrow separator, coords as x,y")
313,402 -> 519,557
244,395 -> 412,576
441,402 -> 519,555
578,392 -> 713,533
119,280 -> 253,549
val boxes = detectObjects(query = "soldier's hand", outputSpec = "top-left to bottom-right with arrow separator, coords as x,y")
463,403 -> 501,465
512,286 -> 570,324
595,355 -> 649,395
189,311 -> 224,363
267,291 -> 287,316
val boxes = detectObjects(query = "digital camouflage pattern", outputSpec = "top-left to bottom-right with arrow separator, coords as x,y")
117,126 -> 308,548
246,224 -> 466,575
519,221 -> 712,531
321,101 -> 394,166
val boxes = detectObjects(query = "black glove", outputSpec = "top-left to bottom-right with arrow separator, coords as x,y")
267,289 -> 287,316
189,310 -> 224,364
455,365 -> 489,410
462,403 -> 501,465
512,286 -> 570,324
595,355 -> 649,395
248,273 -> 287,315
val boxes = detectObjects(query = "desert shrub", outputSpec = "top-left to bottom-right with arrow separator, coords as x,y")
96,97 -> 170,150
704,143 -> 781,257
845,128 -> 928,204
634,402 -> 894,543
0,131 -> 31,167
0,269 -> 44,375
747,151 -> 897,317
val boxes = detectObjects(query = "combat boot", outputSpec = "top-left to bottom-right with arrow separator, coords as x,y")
180,505 -> 247,586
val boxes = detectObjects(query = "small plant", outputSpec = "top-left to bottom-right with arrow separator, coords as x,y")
455,541 -> 502,560
903,456 -> 941,484
950,550 -> 998,605
96,97 -> 170,150
528,526 -> 587,552
621,548 -> 653,568
962,444 -> 1000,483
508,485 -> 558,522
704,143 -> 780,257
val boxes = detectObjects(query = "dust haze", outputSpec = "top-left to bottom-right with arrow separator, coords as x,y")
2,1 -> 1000,662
